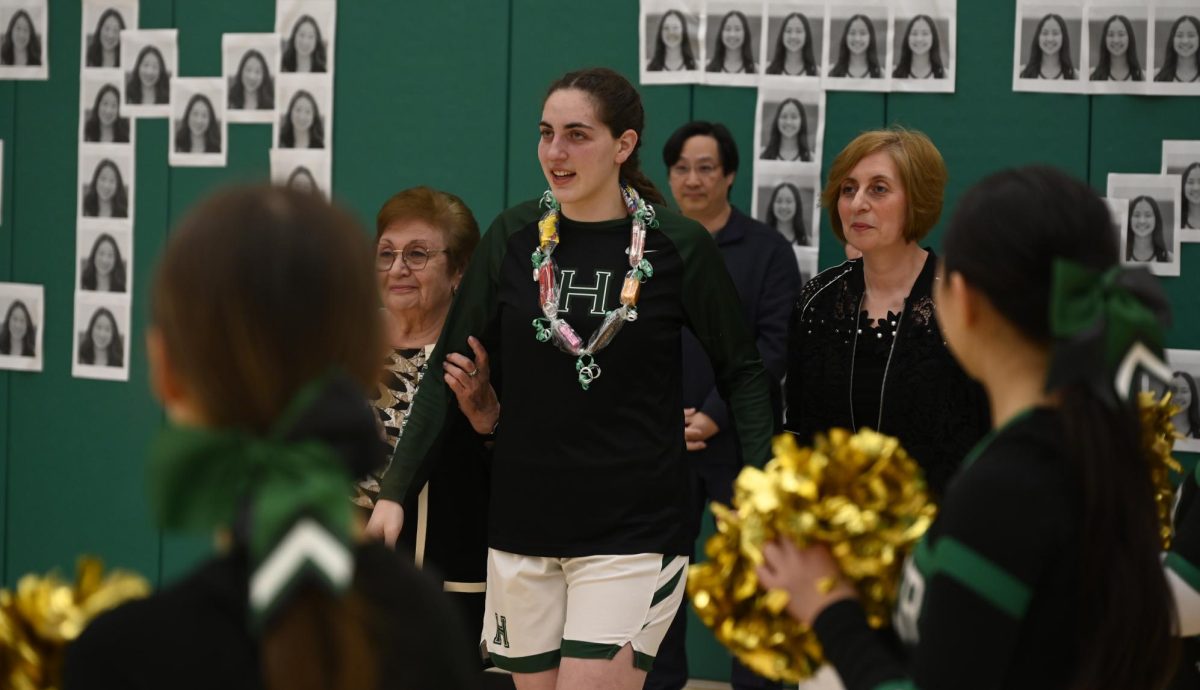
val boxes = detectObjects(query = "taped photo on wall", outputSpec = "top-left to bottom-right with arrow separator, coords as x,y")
121,29 -> 178,117
1107,173 -> 1183,277
890,0 -> 956,93
640,0 -> 703,85
169,77 -> 227,167
223,33 -> 280,124
1161,139 -> 1200,240
0,0 -> 48,80
78,145 -> 134,229
72,293 -> 131,381
752,168 -> 822,251
81,0 -> 138,71
1012,2 -> 1086,94
760,1 -> 825,86
754,85 -> 824,175
0,282 -> 44,372
270,148 -> 331,198
825,0 -> 892,92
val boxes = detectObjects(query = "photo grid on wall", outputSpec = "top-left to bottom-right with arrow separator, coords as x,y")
640,0 -> 958,92
64,0 -> 339,382
1013,0 -> 1200,95
640,0 -> 958,275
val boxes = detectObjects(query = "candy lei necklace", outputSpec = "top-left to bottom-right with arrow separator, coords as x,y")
530,182 -> 658,390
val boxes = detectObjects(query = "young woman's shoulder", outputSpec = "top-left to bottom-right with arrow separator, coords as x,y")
489,198 -> 543,235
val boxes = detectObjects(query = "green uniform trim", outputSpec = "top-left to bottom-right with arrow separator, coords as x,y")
1166,552 -> 1200,593
489,648 -> 562,673
561,639 -> 622,660
650,564 -> 685,607
933,537 -> 1032,619
633,651 -> 655,672
871,680 -> 918,690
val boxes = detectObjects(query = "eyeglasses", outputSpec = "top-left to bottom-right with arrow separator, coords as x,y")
669,163 -> 722,178
376,246 -> 446,272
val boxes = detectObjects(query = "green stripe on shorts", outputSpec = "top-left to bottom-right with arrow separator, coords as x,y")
650,563 -> 685,607
561,639 -> 622,660
634,650 -> 655,671
489,648 -> 561,673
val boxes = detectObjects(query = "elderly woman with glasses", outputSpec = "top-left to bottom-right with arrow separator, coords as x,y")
361,186 -> 500,675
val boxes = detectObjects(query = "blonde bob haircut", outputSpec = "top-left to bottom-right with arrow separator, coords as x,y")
821,128 -> 947,245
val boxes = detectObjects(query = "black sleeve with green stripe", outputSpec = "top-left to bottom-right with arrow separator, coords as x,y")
813,443 -> 1067,690
377,201 -> 538,504
657,211 -> 774,467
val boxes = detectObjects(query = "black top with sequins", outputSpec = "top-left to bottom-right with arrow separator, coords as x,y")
784,251 -> 989,498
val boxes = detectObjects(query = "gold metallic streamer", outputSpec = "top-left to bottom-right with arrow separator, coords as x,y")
687,430 -> 936,682
1140,390 -> 1182,549
0,557 -> 149,690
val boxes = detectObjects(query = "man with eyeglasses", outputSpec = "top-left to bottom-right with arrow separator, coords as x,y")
646,122 -> 800,690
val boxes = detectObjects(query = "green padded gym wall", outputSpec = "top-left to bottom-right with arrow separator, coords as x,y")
1,1 -> 1196,683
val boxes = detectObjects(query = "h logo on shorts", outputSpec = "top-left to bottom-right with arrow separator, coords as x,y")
493,613 -> 510,649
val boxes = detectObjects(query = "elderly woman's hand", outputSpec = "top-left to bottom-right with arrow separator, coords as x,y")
444,335 -> 500,435
757,538 -> 857,627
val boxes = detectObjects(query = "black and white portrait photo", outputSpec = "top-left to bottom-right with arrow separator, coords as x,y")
752,170 -> 822,250
754,86 -> 824,174
72,295 -> 130,381
76,227 -> 131,294
81,0 -> 137,70
1108,173 -> 1183,277
275,75 -> 330,150
1084,3 -> 1149,94
78,147 -> 133,227
223,33 -> 280,124
702,0 -> 762,87
79,72 -> 132,145
890,0 -> 956,93
1149,2 -> 1200,95
826,2 -> 892,91
761,2 -> 824,83
0,0 -> 48,80
121,29 -> 178,117
1162,139 -> 1200,240
1013,4 -> 1085,93
169,77 -> 227,167
639,0 -> 701,85
277,0 -> 335,75
270,148 -> 331,198
0,282 -> 44,372
794,246 -> 818,287
1156,349 -> 1200,452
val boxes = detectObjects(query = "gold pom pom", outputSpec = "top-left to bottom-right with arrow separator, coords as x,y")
1140,390 -> 1183,549
0,557 -> 149,689
687,430 -> 936,682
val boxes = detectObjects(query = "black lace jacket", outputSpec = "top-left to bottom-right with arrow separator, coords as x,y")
784,251 -> 990,498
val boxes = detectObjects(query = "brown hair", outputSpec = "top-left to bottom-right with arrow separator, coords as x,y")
375,186 -> 480,275
821,127 -> 946,244
544,67 -> 666,205
152,185 -> 383,689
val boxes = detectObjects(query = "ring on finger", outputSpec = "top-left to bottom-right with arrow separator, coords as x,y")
467,368 -> 479,377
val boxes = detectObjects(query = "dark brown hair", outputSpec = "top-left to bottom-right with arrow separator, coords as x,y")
152,186 -> 384,689
544,67 -> 665,205
376,186 -> 480,275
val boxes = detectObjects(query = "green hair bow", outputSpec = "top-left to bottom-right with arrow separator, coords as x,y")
1047,259 -> 1172,407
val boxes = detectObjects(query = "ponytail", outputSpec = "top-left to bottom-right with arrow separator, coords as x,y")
263,587 -> 377,690
1059,387 -> 1176,690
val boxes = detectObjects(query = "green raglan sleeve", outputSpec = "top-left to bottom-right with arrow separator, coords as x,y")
377,201 -> 535,503
667,212 -> 774,467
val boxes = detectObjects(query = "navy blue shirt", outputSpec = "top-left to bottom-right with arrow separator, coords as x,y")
681,206 -> 801,468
